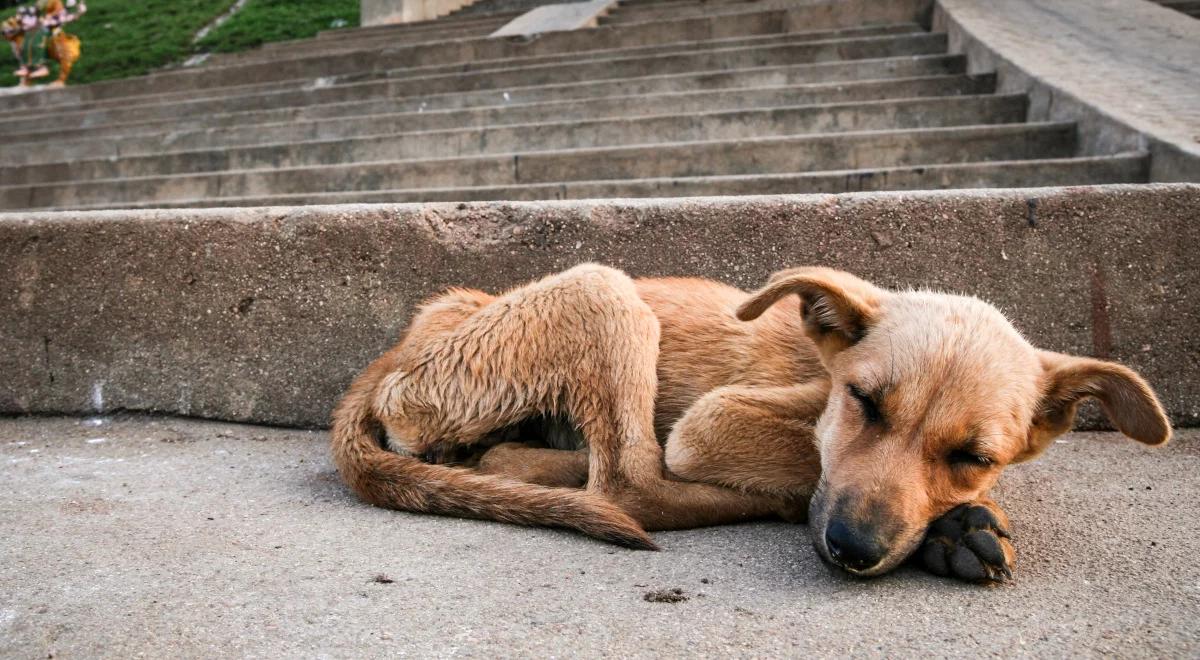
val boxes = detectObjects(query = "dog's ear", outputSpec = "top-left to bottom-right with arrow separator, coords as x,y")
736,267 -> 885,352
1020,351 -> 1171,461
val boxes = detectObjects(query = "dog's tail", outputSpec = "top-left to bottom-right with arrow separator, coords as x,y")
330,361 -> 658,550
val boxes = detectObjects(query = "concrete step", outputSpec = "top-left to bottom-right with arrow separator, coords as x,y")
315,11 -> 523,39
2,73 -> 993,165
0,54 -> 971,166
0,33 -> 950,135
602,0 -> 785,25
243,7 -> 915,68
0,23 -> 925,125
0,95 -> 1027,185
205,21 -> 922,78
257,17 -> 514,52
615,0 -> 767,7
68,154 -> 1144,209
0,1 -> 929,111
207,21 -> 511,67
0,7 -> 802,111
0,123 -> 1079,210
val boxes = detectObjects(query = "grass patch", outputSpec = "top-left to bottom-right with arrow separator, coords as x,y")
196,0 -> 359,53
0,0 -> 359,89
1,0 -> 239,87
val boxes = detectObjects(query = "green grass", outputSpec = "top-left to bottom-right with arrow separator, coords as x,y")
196,0 -> 359,53
0,0 -> 358,89
1,0 -> 239,87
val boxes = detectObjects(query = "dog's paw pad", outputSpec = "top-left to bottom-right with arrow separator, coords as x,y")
920,503 -> 1014,584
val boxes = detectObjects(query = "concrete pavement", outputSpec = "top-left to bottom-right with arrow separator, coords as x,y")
1,416 -> 1197,657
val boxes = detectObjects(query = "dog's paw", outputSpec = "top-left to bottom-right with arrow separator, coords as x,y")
919,502 -> 1014,584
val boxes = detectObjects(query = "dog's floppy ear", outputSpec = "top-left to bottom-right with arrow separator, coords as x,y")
1021,351 -> 1171,461
736,267 -> 884,351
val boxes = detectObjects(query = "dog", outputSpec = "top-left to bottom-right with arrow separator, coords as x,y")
331,264 -> 1170,583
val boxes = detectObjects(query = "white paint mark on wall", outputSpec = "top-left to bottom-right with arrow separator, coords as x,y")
91,381 -> 105,413
86,438 -> 107,444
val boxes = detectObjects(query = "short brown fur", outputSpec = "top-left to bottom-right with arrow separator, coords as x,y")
331,265 -> 1170,582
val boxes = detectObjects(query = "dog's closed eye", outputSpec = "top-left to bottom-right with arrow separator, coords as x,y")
847,384 -> 883,425
947,447 -> 995,468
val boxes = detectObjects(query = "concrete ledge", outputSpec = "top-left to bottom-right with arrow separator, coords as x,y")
934,0 -> 1200,182
2,185 -> 1197,428
491,0 -> 618,37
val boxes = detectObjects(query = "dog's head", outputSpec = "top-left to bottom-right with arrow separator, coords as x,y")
737,267 -> 1171,577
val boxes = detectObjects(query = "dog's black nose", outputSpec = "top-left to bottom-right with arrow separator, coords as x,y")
825,519 -> 887,571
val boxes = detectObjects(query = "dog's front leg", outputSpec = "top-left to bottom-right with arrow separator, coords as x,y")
918,498 -> 1015,584
662,382 -> 829,523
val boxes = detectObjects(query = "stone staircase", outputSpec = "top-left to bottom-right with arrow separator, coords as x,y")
0,0 -> 1150,211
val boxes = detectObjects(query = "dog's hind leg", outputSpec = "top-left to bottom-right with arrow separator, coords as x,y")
478,443 -> 589,488
383,264 -> 792,536
383,263 -> 665,496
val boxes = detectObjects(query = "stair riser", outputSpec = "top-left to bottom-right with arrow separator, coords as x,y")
0,9 -> 793,112
2,0 -> 929,111
0,35 -> 947,136
208,24 -> 505,66
1,96 -> 1026,184
359,158 -> 1151,201
314,12 -> 522,39
2,126 -> 1075,210
0,23 -> 923,123
219,21 -> 919,69
143,157 -> 1143,208
603,3 -> 782,24
0,57 -> 969,164
133,75 -> 1006,160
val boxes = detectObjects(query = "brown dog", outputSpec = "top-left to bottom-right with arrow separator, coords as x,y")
331,264 -> 1170,583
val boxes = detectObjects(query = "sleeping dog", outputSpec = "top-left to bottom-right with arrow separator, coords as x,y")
331,265 -> 1169,583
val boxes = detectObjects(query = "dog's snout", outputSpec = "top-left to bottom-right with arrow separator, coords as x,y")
824,519 -> 887,572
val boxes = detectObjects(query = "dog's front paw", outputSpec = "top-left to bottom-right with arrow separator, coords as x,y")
919,502 -> 1014,584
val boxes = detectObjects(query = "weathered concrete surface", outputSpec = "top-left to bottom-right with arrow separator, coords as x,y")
0,95 -> 1028,185
54,155 -> 1143,211
0,48 -> 961,145
0,123 -> 1082,210
0,416 -> 1196,657
0,3 -> 893,109
935,0 -> 1200,182
491,0 -> 617,37
3,69 -> 977,165
0,186 -> 1197,429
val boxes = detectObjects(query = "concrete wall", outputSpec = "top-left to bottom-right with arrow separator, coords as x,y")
2,185 -> 1198,429
362,0 -> 480,25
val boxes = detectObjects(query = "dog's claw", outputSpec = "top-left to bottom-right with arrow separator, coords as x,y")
919,502 -> 1015,585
